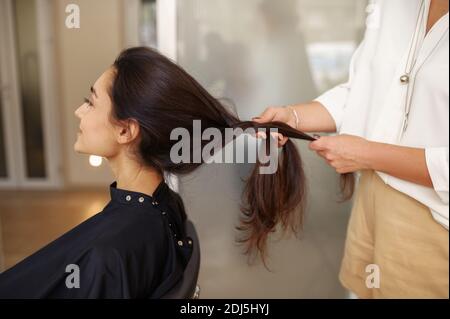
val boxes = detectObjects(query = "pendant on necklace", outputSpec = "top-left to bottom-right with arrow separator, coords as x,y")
400,74 -> 410,84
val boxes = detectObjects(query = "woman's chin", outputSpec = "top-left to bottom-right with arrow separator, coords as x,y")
73,142 -> 85,154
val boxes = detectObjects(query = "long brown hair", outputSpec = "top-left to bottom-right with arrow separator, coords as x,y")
110,47 -> 354,262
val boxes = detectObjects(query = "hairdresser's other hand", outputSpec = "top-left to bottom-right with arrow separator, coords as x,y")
252,106 -> 296,147
309,134 -> 372,174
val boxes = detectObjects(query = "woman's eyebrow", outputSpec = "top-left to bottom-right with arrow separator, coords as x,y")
90,86 -> 98,98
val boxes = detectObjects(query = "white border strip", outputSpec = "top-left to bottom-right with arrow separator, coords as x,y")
157,0 -> 177,61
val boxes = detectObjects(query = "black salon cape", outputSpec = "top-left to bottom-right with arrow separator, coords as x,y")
0,181 -> 192,299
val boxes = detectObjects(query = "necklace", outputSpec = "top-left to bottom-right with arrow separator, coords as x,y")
400,0 -> 427,133
400,0 -> 426,85
400,1 -> 448,134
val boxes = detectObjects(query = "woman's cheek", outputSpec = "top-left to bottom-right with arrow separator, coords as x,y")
92,131 -> 118,157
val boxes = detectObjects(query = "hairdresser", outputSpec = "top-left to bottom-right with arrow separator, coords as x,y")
253,0 -> 448,298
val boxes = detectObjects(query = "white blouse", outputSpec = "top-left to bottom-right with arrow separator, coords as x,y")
315,0 -> 449,229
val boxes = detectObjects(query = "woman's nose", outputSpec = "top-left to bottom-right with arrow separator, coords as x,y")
74,105 -> 83,119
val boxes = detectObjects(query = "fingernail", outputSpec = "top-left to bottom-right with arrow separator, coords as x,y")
313,134 -> 321,139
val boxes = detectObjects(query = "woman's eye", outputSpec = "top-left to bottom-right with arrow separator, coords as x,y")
83,97 -> 93,107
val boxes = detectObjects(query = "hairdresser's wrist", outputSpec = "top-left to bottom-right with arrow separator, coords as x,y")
285,105 -> 300,130
365,140 -> 404,172
358,139 -> 377,171
289,102 -> 337,133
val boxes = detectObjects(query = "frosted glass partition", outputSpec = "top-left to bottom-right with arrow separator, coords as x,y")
177,0 -> 367,119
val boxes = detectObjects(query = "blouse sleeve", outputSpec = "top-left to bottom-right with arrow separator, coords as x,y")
314,39 -> 366,132
425,147 -> 449,229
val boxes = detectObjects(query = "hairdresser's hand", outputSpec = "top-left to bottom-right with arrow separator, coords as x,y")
252,106 -> 296,147
309,134 -> 372,174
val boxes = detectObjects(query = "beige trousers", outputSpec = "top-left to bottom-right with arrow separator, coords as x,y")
339,170 -> 449,298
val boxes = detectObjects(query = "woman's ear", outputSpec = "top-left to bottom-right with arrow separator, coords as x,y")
116,119 -> 140,144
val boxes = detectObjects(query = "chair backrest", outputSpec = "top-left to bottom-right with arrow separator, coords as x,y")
161,219 -> 201,299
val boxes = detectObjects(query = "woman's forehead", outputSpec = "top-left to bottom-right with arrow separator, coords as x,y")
93,68 -> 115,98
